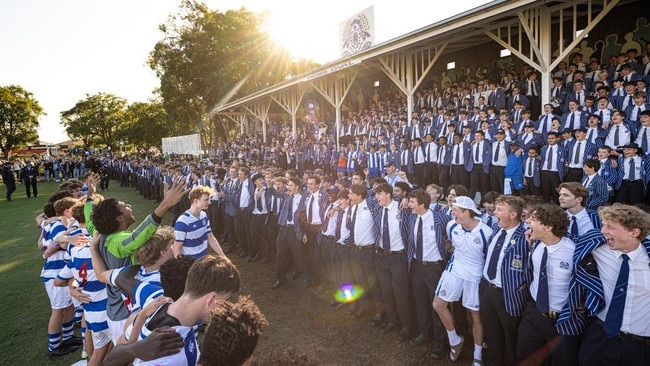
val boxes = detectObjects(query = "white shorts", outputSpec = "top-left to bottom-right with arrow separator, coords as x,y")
108,318 -> 127,345
435,271 -> 480,311
91,328 -> 112,349
43,280 -> 72,309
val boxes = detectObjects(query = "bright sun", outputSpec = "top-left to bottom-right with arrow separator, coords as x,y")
260,10 -> 334,63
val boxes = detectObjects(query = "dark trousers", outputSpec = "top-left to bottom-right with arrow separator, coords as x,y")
516,301 -> 580,366
234,209 -> 252,256
480,281 -> 521,366
23,177 -> 38,197
564,167 -> 583,183
413,163 -> 425,187
375,251 -> 412,328
334,242 -> 352,286
450,164 -> 469,188
616,180 -> 645,205
490,165 -> 506,194
349,246 -> 381,313
4,180 -> 16,200
522,176 -> 541,196
266,214 -> 280,259
249,214 -> 268,257
469,165 -> 490,199
540,170 -> 561,203
410,260 -> 446,343
422,162 -> 437,187
320,235 -> 337,287
305,226 -> 324,285
437,165 -> 450,193
579,318 -> 650,366
225,214 -> 237,248
275,226 -> 310,283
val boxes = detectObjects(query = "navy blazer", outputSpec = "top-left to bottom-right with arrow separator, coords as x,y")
539,144 -> 569,181
449,141 -> 473,171
397,148 -> 414,174
522,156 -> 542,187
561,111 -> 588,130
468,141 -> 492,174
298,189 -> 329,225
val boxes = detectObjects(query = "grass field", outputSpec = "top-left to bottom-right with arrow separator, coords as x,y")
0,180 -> 460,366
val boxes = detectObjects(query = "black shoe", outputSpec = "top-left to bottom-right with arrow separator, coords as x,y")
369,313 -> 383,326
48,343 -> 79,357
430,342 -> 447,361
398,327 -> 411,342
379,322 -> 397,333
61,336 -> 83,347
271,280 -> 286,289
409,333 -> 432,347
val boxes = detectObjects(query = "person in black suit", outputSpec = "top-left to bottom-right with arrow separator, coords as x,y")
21,160 -> 39,198
1,161 -> 16,202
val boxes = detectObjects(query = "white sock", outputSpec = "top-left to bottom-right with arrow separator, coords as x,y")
447,329 -> 461,346
474,343 -> 483,360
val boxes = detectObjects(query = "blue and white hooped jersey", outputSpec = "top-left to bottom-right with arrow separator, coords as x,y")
109,266 -> 164,313
57,237 -> 109,333
40,220 -> 68,282
134,325 -> 199,366
174,210 -> 211,259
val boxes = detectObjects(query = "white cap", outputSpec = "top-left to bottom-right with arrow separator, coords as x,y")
453,196 -> 481,215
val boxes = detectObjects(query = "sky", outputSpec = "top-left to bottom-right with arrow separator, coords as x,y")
0,0 -> 492,144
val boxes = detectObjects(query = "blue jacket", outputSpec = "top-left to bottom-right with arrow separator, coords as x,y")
468,141 -> 492,174
583,174 -> 609,210
539,144 -> 569,181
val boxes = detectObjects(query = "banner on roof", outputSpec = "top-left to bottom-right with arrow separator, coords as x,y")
339,6 -> 374,58
162,133 -> 202,156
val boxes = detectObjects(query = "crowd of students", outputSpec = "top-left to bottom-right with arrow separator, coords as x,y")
26,41 -> 650,365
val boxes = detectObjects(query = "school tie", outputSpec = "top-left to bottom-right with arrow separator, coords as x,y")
603,254 -> 630,338
527,158 -> 533,177
438,146 -> 444,163
487,229 -> 507,280
570,216 -> 579,238
614,125 -> 620,147
307,195 -> 315,223
628,158 -> 636,180
349,205 -> 357,244
416,216 -> 423,260
574,142 -> 581,164
569,113 -> 576,130
587,129 -> 594,142
546,146 -> 553,170
474,143 -> 480,162
493,141 -> 500,163
536,247 -> 550,314
454,144 -> 460,164
286,195 -> 294,224
335,210 -> 343,239
271,196 -> 277,214
256,194 -> 263,211
487,216 -> 493,228
382,208 -> 391,251
642,128 -> 648,152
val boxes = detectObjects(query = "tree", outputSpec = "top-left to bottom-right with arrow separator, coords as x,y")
0,85 -> 43,158
117,100 -> 170,150
148,0 -> 319,149
61,93 -> 127,149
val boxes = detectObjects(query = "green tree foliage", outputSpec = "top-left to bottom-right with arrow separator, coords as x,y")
0,85 -> 43,158
117,100 -> 169,150
148,0 -> 319,149
60,93 -> 127,149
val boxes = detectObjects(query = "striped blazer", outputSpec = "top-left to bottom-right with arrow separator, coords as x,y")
405,209 -> 450,270
498,222 -> 532,317
556,229 -> 606,335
